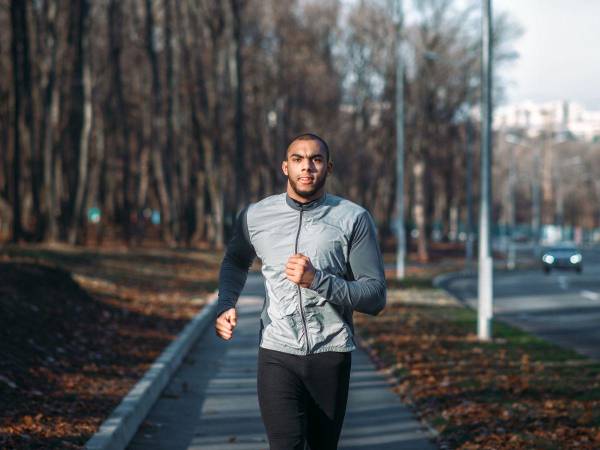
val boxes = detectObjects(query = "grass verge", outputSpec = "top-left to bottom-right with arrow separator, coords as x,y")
0,244 -> 221,449
355,287 -> 600,449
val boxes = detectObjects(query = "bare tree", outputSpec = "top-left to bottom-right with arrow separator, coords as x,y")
9,0 -> 33,242
230,0 -> 247,212
144,0 -> 174,245
0,0 -> 538,251
68,0 -> 91,244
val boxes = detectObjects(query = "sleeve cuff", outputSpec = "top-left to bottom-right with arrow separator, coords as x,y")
308,268 -> 323,292
216,299 -> 235,318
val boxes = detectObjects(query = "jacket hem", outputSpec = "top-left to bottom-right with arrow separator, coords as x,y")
260,340 -> 355,355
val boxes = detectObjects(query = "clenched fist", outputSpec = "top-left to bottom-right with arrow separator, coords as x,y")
285,253 -> 316,288
215,308 -> 237,340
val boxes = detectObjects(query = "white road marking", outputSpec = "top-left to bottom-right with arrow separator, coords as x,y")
558,276 -> 569,290
581,290 -> 600,301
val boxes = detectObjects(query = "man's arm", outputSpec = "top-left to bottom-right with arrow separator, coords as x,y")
309,210 -> 386,315
216,206 -> 256,318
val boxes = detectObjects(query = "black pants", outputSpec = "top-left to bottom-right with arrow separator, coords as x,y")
257,347 -> 352,450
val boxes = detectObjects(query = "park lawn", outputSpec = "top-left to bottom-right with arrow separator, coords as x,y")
0,244 -> 221,449
355,287 -> 600,449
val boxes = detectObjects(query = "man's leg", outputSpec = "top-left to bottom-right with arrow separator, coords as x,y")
257,347 -> 307,450
304,351 -> 352,450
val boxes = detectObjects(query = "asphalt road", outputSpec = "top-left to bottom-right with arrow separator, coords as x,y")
441,247 -> 600,360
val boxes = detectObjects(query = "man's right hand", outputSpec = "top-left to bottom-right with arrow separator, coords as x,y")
215,308 -> 237,340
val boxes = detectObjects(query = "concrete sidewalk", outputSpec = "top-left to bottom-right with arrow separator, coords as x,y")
128,274 -> 436,450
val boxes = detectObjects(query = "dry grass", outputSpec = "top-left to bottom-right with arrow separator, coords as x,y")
356,288 -> 600,449
0,244 -> 221,449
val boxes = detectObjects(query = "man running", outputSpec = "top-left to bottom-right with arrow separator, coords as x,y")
215,133 -> 386,450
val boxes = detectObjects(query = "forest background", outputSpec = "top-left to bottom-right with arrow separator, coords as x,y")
3,0 -> 599,261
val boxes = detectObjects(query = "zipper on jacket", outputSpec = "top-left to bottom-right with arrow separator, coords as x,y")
294,208 -> 310,354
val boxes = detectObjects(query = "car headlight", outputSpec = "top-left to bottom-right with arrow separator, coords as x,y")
570,254 -> 582,264
542,254 -> 555,264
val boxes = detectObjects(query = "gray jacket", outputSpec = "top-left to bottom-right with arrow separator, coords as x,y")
217,192 -> 386,355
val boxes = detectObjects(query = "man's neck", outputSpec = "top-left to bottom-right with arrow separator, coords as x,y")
285,191 -> 327,211
286,188 -> 325,205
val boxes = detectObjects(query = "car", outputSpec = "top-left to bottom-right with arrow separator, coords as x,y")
541,244 -> 583,274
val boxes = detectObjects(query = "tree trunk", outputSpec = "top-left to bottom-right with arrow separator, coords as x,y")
230,0 -> 246,210
63,0 -> 88,240
191,170 -> 206,244
135,131 -> 150,245
40,0 -> 60,242
208,8 -> 227,249
22,3 -> 41,240
108,0 -> 133,243
413,151 -> 429,262
176,0 -> 205,244
87,110 -> 104,246
542,138 -> 553,226
9,0 -> 30,242
449,142 -> 462,242
97,120 -> 109,247
163,0 -> 181,242
187,0 -> 226,249
145,0 -> 174,245
203,135 -> 224,250
68,0 -> 92,245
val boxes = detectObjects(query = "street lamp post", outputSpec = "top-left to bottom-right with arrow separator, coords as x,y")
394,0 -> 406,280
478,0 -> 494,341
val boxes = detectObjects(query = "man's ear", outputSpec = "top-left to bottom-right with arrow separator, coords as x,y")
327,160 -> 333,174
282,160 -> 288,176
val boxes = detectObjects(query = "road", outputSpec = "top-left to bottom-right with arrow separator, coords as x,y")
441,247 -> 600,360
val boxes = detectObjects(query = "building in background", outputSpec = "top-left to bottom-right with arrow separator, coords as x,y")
494,100 -> 600,142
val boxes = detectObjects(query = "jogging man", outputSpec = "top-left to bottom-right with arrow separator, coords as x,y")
215,133 -> 386,450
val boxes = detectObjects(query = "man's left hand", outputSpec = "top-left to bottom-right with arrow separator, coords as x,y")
286,253 -> 316,288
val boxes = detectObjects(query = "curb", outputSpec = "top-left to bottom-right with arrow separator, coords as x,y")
433,270 -> 480,306
85,293 -> 219,450
432,270 -> 472,291
433,264 -> 541,304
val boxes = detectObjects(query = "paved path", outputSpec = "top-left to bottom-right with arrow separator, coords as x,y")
128,274 -> 436,450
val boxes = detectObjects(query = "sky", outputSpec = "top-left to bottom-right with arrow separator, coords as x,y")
494,0 -> 600,109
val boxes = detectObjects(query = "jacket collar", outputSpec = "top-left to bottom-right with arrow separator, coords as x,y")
285,192 -> 327,211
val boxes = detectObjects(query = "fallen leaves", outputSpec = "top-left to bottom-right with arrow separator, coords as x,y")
355,288 -> 600,450
0,245 -> 221,449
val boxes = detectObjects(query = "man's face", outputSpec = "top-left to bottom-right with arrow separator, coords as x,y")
282,139 -> 333,201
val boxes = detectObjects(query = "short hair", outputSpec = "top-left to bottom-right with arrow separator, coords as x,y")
285,133 -> 330,161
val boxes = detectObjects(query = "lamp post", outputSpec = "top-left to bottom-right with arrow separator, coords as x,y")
394,0 -> 406,279
478,0 -> 494,341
